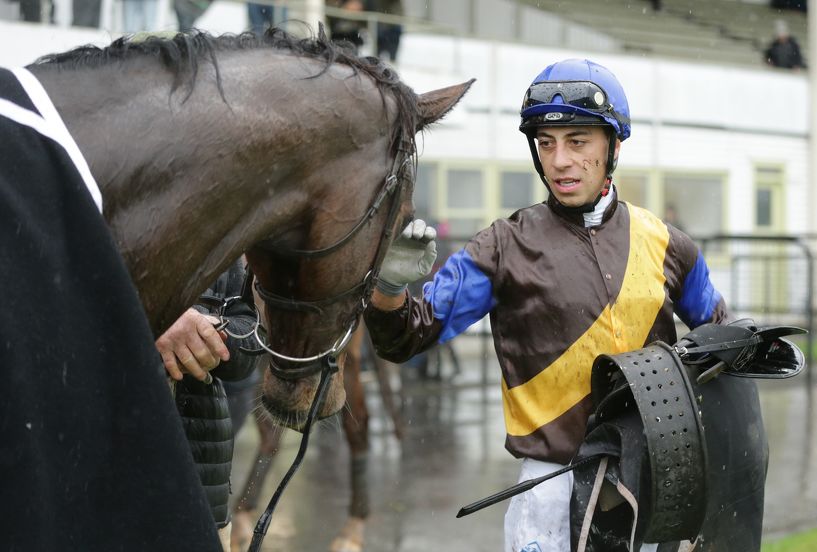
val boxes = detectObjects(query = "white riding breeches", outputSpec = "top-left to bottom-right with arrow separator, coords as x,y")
504,458 -> 659,552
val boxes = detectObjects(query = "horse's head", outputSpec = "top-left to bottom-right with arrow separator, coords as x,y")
244,47 -> 473,429
29,29 -> 471,431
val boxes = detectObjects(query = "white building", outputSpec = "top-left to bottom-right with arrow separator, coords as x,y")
1,0 -> 812,315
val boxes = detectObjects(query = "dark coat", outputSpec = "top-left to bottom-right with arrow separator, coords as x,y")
177,260 -> 259,528
764,37 -> 805,68
0,67 -> 220,551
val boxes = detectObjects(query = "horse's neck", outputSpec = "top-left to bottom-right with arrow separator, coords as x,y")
33,55 -> 338,333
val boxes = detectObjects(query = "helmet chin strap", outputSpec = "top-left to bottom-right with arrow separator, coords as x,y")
525,131 -> 617,214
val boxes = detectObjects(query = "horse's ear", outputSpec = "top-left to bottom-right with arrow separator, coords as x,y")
415,79 -> 476,131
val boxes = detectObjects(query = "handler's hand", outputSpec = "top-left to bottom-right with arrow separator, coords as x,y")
376,219 -> 437,296
157,308 -> 230,382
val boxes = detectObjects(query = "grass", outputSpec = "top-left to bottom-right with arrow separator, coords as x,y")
762,528 -> 817,552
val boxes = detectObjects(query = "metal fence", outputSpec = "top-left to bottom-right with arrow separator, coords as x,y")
699,235 -> 814,371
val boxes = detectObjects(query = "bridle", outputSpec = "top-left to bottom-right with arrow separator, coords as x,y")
239,149 -> 413,378
233,143 -> 414,552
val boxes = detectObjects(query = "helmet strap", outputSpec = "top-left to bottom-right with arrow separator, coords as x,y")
600,178 -> 612,196
526,130 -> 617,215
526,134 -> 549,191
605,131 -> 617,181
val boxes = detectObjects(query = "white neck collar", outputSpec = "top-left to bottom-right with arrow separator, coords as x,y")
583,185 -> 615,228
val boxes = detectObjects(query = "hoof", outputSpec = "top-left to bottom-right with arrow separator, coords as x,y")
218,522 -> 232,552
230,510 -> 255,552
329,517 -> 366,552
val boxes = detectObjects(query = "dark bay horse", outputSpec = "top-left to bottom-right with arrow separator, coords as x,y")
2,28 -> 471,550
29,29 -> 472,424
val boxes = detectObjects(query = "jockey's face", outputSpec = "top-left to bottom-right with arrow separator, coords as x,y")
536,126 -> 620,208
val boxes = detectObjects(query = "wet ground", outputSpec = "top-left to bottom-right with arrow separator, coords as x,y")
229,337 -> 817,551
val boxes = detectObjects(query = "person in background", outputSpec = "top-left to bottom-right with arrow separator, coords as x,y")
770,0 -> 806,12
662,203 -> 685,234
72,0 -> 101,27
764,19 -> 805,69
327,0 -> 365,52
365,0 -> 403,61
157,258 -> 258,549
247,0 -> 288,36
121,0 -> 158,32
174,0 -> 212,32
18,0 -> 49,22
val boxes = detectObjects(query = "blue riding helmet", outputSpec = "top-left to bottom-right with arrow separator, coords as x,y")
519,59 -> 631,212
519,59 -> 631,141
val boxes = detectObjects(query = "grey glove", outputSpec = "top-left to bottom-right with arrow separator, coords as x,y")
376,219 -> 438,296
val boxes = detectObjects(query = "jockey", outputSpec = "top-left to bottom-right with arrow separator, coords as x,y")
364,59 -> 735,551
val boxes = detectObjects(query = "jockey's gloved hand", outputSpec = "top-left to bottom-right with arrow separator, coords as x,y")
376,219 -> 438,296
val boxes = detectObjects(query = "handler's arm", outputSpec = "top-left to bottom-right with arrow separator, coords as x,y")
157,308 -> 228,382
158,258 -> 257,382
202,258 -> 258,382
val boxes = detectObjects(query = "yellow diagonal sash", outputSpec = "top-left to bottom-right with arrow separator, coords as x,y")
502,203 -> 669,436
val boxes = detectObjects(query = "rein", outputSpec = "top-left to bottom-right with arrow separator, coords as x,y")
240,145 -> 413,552
247,356 -> 339,552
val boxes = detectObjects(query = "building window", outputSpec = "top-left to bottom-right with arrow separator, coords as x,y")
756,188 -> 772,227
447,218 -> 486,237
447,169 -> 483,209
414,163 -> 436,221
500,171 -> 535,210
754,165 -> 783,232
616,172 -> 648,209
662,173 -> 724,236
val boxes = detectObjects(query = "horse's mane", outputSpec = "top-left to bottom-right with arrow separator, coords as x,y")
31,27 -> 419,155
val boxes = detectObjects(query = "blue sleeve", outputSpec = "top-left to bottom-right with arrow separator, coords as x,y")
675,251 -> 723,328
421,249 -> 495,343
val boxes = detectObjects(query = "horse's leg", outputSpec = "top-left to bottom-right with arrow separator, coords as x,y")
230,406 -> 283,552
330,324 -> 369,552
365,326 -> 405,441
